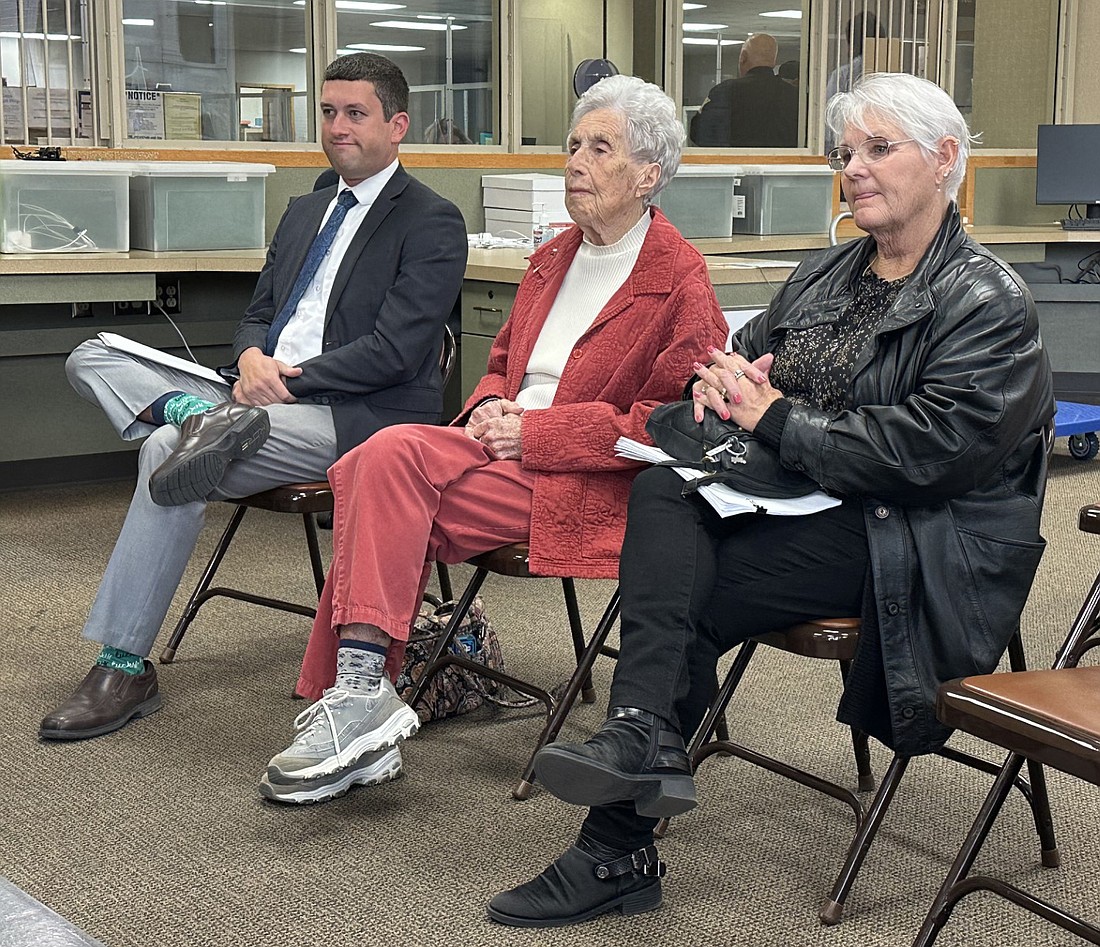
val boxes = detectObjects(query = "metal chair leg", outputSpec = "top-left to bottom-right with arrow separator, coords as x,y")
159,504 -> 248,663
819,754 -> 911,925
839,660 -> 875,793
303,512 -> 325,597
436,561 -> 453,603
561,578 -> 597,702
513,588 -> 622,800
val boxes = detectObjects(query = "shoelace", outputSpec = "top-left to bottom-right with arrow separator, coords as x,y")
291,687 -> 351,755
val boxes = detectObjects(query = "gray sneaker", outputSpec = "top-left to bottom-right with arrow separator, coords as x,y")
259,746 -> 403,805
266,677 -> 419,781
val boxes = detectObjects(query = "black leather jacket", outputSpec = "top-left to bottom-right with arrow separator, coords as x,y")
735,206 -> 1055,755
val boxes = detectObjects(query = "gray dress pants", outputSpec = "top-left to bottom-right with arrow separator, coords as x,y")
66,339 -> 338,656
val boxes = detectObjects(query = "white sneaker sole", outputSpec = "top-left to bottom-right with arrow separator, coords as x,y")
260,747 -> 403,805
267,702 -> 421,781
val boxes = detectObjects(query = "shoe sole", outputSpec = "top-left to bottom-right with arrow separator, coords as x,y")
266,703 -> 420,782
486,881 -> 662,928
38,693 -> 164,741
149,409 -> 271,507
533,746 -> 697,818
259,748 -> 403,805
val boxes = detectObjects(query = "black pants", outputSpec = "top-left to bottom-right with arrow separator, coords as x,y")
581,466 -> 869,850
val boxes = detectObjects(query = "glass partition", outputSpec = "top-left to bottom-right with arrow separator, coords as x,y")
0,0 -> 90,145
681,0 -> 810,148
120,0 -> 309,142
336,1 -> 497,146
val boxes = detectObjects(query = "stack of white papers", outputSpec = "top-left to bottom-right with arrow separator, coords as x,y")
615,436 -> 841,518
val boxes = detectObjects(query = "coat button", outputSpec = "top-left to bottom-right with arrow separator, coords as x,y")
886,602 -> 900,616
901,706 -> 916,720
874,505 -> 890,519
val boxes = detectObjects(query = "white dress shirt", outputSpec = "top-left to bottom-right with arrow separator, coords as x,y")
273,158 -> 400,366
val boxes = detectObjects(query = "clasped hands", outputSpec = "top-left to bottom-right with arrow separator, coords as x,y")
232,347 -> 301,406
692,347 -> 782,431
465,398 -> 523,460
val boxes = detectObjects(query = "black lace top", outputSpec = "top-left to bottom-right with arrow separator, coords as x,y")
769,269 -> 909,413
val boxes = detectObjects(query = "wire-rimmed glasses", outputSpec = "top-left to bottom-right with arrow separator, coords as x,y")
827,137 -> 915,171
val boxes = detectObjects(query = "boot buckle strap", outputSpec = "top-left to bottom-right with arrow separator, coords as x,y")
594,845 -> 666,880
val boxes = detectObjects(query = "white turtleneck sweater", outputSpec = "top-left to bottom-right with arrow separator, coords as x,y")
515,211 -> 652,411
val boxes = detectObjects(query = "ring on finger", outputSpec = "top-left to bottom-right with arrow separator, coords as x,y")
716,387 -> 728,399
733,369 -> 746,380
698,383 -> 709,396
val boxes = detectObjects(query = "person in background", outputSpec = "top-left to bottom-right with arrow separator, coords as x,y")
689,33 -> 798,148
38,53 -> 467,742
258,75 -> 729,806
490,72 -> 1053,928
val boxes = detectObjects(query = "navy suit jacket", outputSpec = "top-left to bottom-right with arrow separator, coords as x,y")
232,165 -> 467,457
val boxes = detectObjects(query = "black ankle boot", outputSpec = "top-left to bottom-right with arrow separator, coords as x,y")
533,707 -> 696,818
487,835 -> 665,928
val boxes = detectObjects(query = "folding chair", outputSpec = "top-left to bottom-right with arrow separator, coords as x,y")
159,326 -> 456,663
913,501 -> 1100,947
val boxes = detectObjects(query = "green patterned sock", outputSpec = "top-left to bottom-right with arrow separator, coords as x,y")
95,645 -> 145,676
163,394 -> 216,427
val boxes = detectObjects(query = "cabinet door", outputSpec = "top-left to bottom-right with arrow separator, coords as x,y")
460,280 -> 517,400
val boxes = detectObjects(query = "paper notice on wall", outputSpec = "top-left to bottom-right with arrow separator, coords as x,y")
163,93 -> 202,139
733,194 -> 746,219
126,89 -> 165,139
2,87 -> 73,133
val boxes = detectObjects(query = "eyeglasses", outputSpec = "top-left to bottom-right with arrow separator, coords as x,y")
827,137 -> 915,171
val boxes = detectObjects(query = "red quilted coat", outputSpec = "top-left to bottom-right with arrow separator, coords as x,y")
458,208 -> 728,578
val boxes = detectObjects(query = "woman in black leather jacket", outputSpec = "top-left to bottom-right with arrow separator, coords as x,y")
489,72 -> 1055,928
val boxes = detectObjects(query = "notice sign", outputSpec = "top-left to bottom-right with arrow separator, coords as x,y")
126,89 -> 164,138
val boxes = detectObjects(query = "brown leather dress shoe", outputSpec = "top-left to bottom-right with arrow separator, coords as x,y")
149,402 -> 270,507
39,661 -> 162,740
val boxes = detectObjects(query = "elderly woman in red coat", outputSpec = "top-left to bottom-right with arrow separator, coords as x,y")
260,75 -> 729,804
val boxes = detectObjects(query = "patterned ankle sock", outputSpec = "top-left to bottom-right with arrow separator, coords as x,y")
161,394 -> 216,427
335,640 -> 388,696
95,645 -> 145,676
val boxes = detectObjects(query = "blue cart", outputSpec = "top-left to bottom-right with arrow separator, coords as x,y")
1055,401 -> 1100,461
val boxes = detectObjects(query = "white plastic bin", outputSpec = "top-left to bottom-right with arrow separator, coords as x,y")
653,165 -> 740,238
0,160 -> 132,253
732,164 -> 834,235
482,172 -> 567,213
127,161 -> 275,250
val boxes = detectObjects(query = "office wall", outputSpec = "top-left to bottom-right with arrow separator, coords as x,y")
969,0 -> 1058,148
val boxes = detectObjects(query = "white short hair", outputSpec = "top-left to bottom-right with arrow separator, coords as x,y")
569,75 -> 685,204
825,72 -> 979,200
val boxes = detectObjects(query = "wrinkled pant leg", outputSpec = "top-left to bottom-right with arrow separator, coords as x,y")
81,424 -> 207,656
583,495 -> 869,850
66,338 -> 231,441
295,425 -> 534,699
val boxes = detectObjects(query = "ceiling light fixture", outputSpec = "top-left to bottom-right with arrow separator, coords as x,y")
347,41 -> 425,51
122,18 -> 155,25
370,19 -> 466,30
682,37 -> 741,46
682,2 -> 706,9
0,30 -> 82,39
759,9 -> 803,18
294,1 -> 406,10
682,22 -> 728,31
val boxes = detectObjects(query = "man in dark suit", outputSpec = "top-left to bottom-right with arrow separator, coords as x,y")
40,53 -> 467,741
689,33 -> 798,147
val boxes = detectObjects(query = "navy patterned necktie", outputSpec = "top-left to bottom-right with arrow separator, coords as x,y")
264,188 -> 359,356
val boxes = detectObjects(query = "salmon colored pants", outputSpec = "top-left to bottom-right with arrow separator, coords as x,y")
296,424 -> 536,700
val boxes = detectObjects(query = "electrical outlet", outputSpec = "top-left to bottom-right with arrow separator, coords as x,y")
71,301 -> 93,318
156,277 -> 182,315
113,300 -> 152,316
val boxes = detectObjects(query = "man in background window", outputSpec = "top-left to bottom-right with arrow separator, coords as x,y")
689,33 -> 797,148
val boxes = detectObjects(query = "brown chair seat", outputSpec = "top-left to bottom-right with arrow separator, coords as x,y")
240,481 -> 333,514
755,617 -> 862,661
939,665 -> 1100,784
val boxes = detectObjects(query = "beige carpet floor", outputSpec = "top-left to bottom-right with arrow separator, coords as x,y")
1,448 -> 1098,947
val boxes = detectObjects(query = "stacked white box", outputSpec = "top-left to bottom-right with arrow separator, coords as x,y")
731,164 -> 834,235
127,161 -> 275,250
482,172 -> 571,238
653,165 -> 740,238
0,160 -> 133,253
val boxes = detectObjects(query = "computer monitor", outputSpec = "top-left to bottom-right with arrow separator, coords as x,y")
1036,124 -> 1100,227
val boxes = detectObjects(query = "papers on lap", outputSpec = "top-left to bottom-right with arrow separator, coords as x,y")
614,436 -> 841,518
97,332 -> 225,386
